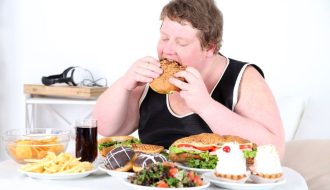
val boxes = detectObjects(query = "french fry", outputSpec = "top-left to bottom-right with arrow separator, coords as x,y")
21,152 -> 93,174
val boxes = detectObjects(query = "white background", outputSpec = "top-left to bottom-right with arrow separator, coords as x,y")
0,0 -> 329,160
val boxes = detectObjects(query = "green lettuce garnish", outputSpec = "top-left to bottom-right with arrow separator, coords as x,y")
243,149 -> 257,158
98,138 -> 141,150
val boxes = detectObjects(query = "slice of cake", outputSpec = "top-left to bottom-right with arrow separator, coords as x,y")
214,142 -> 250,183
250,144 -> 283,183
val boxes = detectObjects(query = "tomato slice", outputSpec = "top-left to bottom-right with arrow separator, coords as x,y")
178,144 -> 217,152
239,144 -> 252,150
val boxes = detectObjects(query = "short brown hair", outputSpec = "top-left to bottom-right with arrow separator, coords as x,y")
160,0 -> 223,53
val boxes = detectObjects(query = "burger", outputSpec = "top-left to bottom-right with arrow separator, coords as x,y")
149,58 -> 187,94
98,136 -> 141,157
169,133 -> 224,169
168,133 -> 257,169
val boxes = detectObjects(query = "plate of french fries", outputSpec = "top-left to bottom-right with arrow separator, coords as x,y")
19,152 -> 97,180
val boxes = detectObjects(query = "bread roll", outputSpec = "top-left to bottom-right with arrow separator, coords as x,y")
131,144 -> 164,154
171,133 -> 224,147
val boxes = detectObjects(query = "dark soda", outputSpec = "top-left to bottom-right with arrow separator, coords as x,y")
75,126 -> 97,162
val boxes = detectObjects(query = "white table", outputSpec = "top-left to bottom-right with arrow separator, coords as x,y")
0,159 -> 308,190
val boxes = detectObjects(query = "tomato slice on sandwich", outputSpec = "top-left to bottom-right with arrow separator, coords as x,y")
177,144 -> 217,152
239,144 -> 253,151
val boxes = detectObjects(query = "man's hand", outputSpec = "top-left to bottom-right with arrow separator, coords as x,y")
122,56 -> 163,91
169,67 -> 212,113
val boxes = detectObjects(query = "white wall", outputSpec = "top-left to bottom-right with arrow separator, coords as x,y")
1,0 -> 24,160
1,0 -> 330,160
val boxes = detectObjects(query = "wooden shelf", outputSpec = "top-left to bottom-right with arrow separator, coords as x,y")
24,84 -> 107,99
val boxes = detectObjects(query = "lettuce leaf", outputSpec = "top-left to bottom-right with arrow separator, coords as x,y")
243,149 -> 257,158
187,153 -> 218,169
98,138 -> 141,150
168,146 -> 202,155
169,146 -> 218,169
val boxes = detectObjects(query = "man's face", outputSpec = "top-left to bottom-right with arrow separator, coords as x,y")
157,17 -> 208,70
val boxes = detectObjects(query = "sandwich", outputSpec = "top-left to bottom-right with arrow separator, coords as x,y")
131,143 -> 164,154
168,133 -> 257,169
98,136 -> 141,157
150,58 -> 187,94
169,133 -> 224,169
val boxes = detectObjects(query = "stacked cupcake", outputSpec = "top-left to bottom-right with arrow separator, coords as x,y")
214,142 -> 250,183
250,145 -> 283,183
214,143 -> 283,184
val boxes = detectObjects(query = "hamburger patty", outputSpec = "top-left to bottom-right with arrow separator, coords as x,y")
150,59 -> 186,94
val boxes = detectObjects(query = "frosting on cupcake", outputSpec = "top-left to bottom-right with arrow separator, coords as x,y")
104,146 -> 135,170
253,144 -> 282,174
215,142 -> 247,175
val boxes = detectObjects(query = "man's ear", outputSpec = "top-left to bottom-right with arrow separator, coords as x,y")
206,43 -> 217,56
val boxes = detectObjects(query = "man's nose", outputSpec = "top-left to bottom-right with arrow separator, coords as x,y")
163,40 -> 176,54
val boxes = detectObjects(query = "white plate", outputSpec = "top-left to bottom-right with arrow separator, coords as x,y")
175,163 -> 214,174
98,164 -> 134,179
123,179 -> 210,190
19,168 -> 98,180
202,171 -> 286,190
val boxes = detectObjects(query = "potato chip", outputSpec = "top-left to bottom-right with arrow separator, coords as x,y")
7,136 -> 66,163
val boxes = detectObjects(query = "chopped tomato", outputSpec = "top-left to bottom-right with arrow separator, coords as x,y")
169,167 -> 178,177
187,171 -> 195,181
193,176 -> 203,186
240,144 -> 252,150
157,180 -> 169,188
178,144 -> 217,152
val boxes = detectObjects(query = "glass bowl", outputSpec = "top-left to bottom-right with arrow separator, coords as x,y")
2,128 -> 71,164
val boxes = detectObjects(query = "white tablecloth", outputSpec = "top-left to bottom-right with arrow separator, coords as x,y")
0,159 -> 308,190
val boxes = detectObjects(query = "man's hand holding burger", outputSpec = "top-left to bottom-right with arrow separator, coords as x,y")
169,66 -> 213,114
121,56 -> 162,91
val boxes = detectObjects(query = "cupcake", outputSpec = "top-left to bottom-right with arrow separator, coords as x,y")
104,146 -> 135,172
214,142 -> 250,183
132,152 -> 167,172
250,144 -> 283,183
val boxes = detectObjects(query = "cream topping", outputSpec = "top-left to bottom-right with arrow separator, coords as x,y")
254,144 -> 282,174
215,142 -> 247,175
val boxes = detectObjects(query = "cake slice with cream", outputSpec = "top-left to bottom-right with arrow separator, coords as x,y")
250,144 -> 283,183
214,142 -> 250,183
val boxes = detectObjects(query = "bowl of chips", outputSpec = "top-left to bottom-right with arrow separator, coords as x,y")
2,128 -> 71,164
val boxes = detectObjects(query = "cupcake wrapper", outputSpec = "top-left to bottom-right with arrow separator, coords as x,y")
250,173 -> 283,183
214,171 -> 251,183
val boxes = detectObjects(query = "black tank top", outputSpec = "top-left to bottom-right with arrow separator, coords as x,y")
138,58 -> 264,148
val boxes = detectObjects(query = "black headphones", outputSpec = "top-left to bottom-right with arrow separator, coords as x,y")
42,67 -> 80,86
